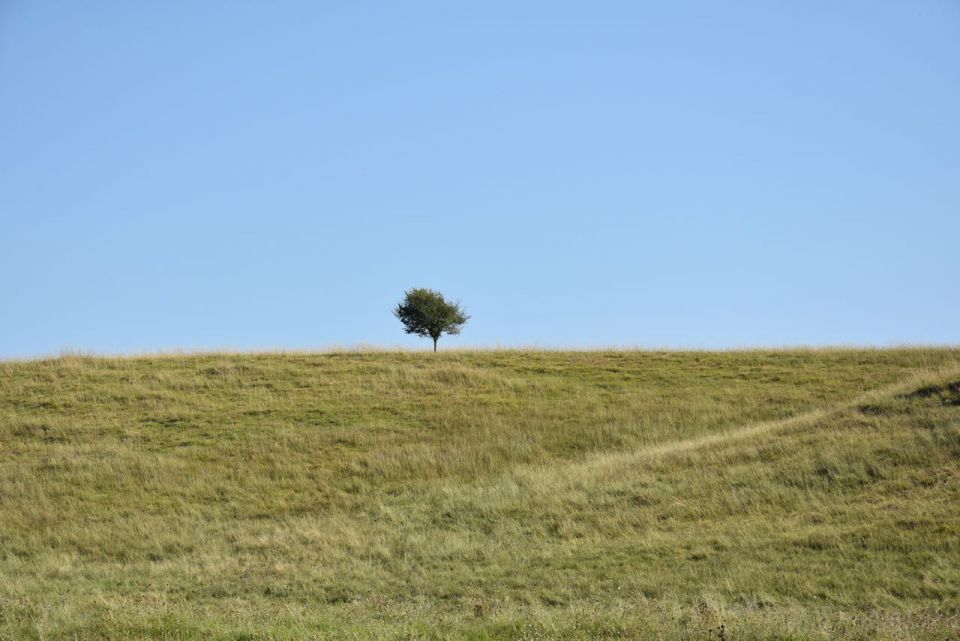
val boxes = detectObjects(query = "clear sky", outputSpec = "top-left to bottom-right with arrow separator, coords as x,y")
2,1 -> 958,357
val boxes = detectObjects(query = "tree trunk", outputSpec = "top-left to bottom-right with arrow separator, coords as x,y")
433,337 -> 438,352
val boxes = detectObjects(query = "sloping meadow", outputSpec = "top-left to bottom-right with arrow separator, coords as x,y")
1,349 -> 958,639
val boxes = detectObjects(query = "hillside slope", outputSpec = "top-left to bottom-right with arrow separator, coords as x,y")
1,349 -> 959,640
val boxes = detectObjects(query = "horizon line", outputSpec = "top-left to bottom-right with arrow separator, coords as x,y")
3,342 -> 959,363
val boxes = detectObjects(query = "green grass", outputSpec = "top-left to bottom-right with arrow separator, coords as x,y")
1,348 -> 959,640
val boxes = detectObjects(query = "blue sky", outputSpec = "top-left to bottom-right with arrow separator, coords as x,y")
2,1 -> 958,356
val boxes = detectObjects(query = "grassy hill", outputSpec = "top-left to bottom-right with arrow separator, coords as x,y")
1,349 -> 959,640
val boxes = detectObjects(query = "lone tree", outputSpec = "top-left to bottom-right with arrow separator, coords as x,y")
394,288 -> 469,352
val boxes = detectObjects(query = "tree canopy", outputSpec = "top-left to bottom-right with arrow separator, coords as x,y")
393,288 -> 469,352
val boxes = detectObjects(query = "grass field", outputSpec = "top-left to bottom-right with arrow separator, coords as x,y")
1,348 -> 959,640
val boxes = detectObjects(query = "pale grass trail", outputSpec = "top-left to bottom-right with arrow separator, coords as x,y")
486,360 -> 960,496
638,361 -> 960,460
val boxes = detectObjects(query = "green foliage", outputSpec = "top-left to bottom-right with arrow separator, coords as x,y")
1,348 -> 959,639
394,288 -> 469,351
